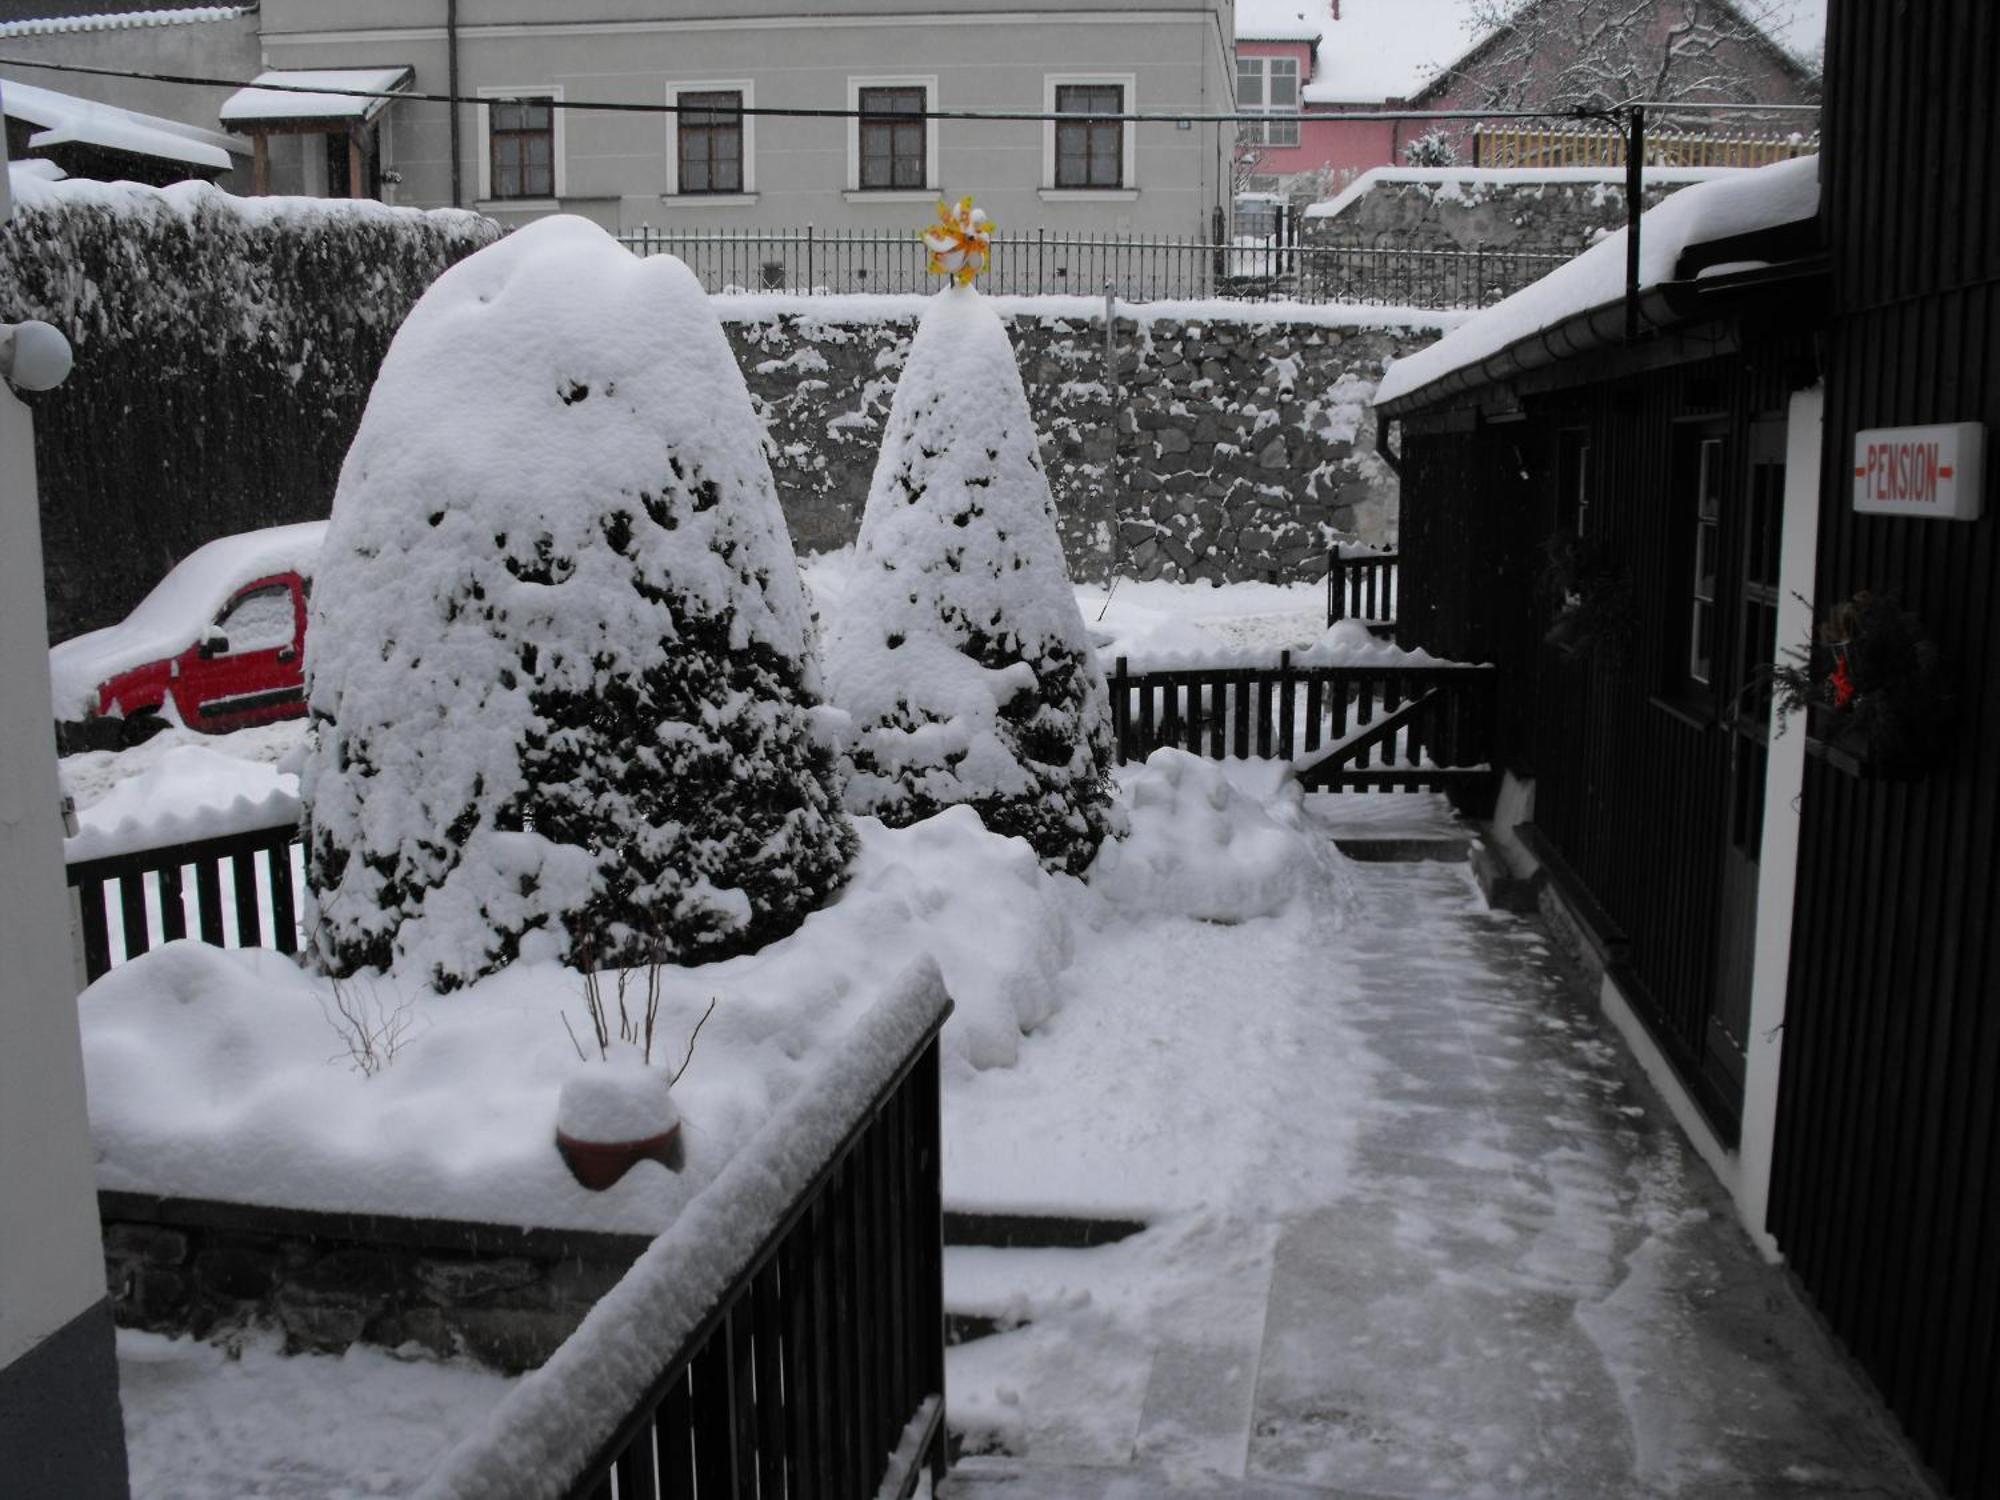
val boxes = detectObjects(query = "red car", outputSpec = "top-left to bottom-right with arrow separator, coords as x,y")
51,522 -> 327,749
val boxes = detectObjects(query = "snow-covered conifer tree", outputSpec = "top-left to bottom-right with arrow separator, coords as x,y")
827,279 -> 1114,875
303,216 -> 853,989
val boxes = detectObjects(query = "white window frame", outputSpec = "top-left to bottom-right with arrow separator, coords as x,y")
476,83 -> 565,206
664,79 -> 756,202
1041,72 -> 1138,201
1236,55 -> 1302,149
845,74 -> 938,201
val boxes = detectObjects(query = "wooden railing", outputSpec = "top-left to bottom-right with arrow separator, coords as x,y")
1326,547 -> 1399,632
67,817 -> 304,984
1472,122 -> 1820,171
418,972 -> 952,1500
1109,654 -> 1495,796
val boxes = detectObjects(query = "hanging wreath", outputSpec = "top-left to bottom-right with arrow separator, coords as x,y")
1767,589 -> 1953,778
923,196 -> 994,286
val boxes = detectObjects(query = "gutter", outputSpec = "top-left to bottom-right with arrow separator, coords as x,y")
1374,254 -> 1829,421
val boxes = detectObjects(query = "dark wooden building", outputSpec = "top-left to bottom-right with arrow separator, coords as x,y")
1377,3 -> 1999,1494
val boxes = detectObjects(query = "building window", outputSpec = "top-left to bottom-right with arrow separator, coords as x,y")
858,85 -> 926,191
490,96 -> 555,199
1055,83 -> 1125,188
677,90 -> 743,194
1687,436 -> 1724,687
1237,55 -> 1301,148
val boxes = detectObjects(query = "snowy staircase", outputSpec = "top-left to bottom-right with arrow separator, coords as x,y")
943,1210 -> 1147,1351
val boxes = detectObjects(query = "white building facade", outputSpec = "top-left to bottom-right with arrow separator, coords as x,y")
248,0 -> 1239,239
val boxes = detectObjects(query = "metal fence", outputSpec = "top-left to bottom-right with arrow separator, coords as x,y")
617,225 -> 1571,310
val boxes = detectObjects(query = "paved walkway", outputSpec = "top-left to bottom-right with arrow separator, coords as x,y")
942,803 -> 1930,1499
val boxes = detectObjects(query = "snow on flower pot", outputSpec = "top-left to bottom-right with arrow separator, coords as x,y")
555,1062 -> 684,1191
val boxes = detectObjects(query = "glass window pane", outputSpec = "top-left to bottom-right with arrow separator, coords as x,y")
1238,65 -> 1265,107
714,156 -> 740,192
683,155 -> 709,192
495,158 -> 520,198
527,136 -> 551,169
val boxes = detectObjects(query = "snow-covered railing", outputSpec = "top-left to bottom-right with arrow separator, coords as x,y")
1326,545 -> 1399,633
418,961 -> 952,1500
1109,653 -> 1496,798
66,806 -> 303,983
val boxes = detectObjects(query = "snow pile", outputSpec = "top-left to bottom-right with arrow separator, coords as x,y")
1090,751 -> 1323,924
555,1062 -> 679,1143
1304,0 -> 1483,104
78,810 -> 1080,1232
303,215 -> 852,989
64,743 -> 298,863
1375,155 -> 1822,408
827,286 -> 1115,875
48,521 -> 326,720
1296,618 -> 1457,667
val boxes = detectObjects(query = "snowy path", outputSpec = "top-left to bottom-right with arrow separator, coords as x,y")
944,808 -> 1925,1498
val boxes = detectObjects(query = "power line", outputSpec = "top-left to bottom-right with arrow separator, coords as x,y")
0,54 -> 1813,126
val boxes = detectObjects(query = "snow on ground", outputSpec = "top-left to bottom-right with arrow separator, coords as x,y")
118,1329 -> 515,1500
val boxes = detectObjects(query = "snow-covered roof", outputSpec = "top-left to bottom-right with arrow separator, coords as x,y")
1304,0 -> 1483,105
1374,155 -> 1819,411
49,522 -> 328,719
219,68 -> 414,126
1235,0 -> 1327,43
1,76 -> 245,170
0,5 -> 246,39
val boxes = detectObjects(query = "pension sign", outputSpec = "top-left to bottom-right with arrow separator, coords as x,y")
1853,423 -> 1984,520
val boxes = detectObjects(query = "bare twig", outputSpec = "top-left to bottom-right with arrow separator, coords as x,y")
319,972 -> 418,1078
670,998 -> 720,1087
561,1011 -> 590,1064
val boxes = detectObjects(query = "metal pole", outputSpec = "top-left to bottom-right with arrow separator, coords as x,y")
1624,105 -> 1645,342
447,0 -> 463,208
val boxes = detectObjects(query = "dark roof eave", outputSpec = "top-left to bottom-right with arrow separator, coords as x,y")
1375,254 -> 1829,419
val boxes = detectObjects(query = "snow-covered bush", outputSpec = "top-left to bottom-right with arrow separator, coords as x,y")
826,287 -> 1114,875
1403,130 -> 1459,168
1090,750 -> 1324,924
304,216 -> 854,989
1,172 -> 497,642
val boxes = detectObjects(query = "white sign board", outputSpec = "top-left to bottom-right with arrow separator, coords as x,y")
1853,423 -> 1985,521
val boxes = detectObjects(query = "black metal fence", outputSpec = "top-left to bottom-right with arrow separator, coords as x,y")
619,225 -> 1568,310
1327,547 -> 1400,631
67,817 -> 304,984
559,1021 -> 947,1500
1109,653 -> 1496,797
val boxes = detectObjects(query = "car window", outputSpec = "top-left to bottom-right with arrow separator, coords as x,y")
217,584 -> 296,654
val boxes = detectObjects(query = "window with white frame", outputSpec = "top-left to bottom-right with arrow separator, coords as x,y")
1236,54 -> 1301,148
1043,74 -> 1137,193
478,86 -> 563,202
846,77 -> 937,195
667,82 -> 754,197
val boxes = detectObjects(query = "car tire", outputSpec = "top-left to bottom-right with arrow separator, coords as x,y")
117,712 -> 167,749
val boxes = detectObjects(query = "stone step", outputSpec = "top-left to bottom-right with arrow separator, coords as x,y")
943,1209 -> 1148,1250
941,1457 -> 1389,1498
1329,836 -> 1470,863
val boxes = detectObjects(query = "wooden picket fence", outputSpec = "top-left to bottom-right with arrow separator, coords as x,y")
1108,654 -> 1496,796
1327,547 -> 1399,633
1472,122 -> 1820,170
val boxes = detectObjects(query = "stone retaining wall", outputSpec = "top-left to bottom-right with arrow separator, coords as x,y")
723,300 -> 1449,582
101,1192 -> 648,1374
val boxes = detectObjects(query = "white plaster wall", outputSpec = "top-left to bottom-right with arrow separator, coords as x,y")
0,379 -> 110,1370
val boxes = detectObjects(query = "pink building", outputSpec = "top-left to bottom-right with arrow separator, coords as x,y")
1233,0 -> 1823,203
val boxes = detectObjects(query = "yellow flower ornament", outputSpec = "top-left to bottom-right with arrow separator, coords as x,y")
923,196 -> 994,286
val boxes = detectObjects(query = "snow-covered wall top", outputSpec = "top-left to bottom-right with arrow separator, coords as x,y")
1305,165 -> 1744,226
1374,155 -> 1822,409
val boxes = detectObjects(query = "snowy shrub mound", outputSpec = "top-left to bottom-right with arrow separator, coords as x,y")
304,216 -> 853,989
1090,750 -> 1320,923
827,287 -> 1114,875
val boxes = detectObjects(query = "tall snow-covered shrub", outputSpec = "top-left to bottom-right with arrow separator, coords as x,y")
827,286 -> 1114,874
0,173 -> 498,642
303,215 -> 854,989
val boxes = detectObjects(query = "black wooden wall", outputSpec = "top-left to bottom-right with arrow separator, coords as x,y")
1764,3 -> 2000,1495
1401,331 -> 1810,1143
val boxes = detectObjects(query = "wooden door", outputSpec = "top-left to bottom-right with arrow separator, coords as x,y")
1707,419 -> 1786,1091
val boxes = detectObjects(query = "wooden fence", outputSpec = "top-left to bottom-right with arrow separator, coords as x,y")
561,1014 -> 947,1500
67,817 -> 303,984
1108,654 -> 1496,797
1472,122 -> 1820,170
1327,548 -> 1399,632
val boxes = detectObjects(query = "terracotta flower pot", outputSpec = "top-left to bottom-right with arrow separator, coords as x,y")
555,1124 -> 684,1191
555,1063 -> 683,1191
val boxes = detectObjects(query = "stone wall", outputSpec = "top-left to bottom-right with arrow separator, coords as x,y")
1301,168 -> 1728,256
724,300 -> 1448,582
101,1193 -> 647,1374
